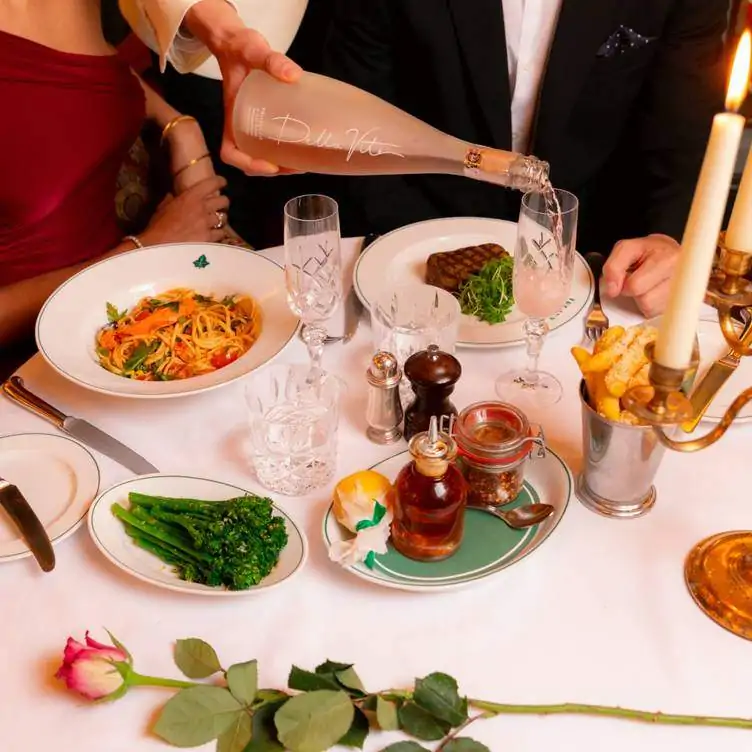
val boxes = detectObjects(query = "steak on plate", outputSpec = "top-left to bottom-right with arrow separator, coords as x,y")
425,243 -> 510,294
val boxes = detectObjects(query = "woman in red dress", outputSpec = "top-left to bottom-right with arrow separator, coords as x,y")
0,0 -> 231,350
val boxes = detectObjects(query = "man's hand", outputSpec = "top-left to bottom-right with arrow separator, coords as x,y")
184,0 -> 303,175
603,234 -> 681,318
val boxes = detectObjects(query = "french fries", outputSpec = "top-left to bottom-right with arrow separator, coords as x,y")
572,324 -> 657,424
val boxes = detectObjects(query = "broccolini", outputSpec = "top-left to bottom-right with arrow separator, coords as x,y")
111,492 -> 288,590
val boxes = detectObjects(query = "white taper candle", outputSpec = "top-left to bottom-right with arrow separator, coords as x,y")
655,31 -> 751,370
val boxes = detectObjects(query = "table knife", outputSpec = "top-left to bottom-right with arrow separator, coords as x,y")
0,477 -> 55,571
681,314 -> 752,433
342,233 -> 379,343
2,376 -> 159,475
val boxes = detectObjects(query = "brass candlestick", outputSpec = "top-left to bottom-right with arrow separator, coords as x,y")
621,233 -> 752,640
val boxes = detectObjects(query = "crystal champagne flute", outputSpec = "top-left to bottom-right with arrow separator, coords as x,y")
284,194 -> 343,369
495,189 -> 579,408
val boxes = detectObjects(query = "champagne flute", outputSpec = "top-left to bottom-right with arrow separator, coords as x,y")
284,195 -> 343,369
495,189 -> 579,408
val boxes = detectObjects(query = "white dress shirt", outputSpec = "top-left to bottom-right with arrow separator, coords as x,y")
119,0 -> 307,78
501,0 -> 562,152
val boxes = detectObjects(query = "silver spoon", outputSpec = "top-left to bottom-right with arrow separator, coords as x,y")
469,502 -> 555,529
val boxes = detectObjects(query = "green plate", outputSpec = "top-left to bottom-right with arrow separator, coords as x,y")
323,447 -> 572,592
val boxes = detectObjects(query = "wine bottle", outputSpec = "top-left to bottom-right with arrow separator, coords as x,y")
232,71 -> 550,191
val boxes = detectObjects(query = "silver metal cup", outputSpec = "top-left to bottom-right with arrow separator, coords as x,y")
576,381 -> 666,518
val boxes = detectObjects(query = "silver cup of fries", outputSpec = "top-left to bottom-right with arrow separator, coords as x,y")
572,321 -> 699,518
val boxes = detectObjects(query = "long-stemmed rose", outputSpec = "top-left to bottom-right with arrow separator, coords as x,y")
56,634 -> 752,752
56,632 -> 196,702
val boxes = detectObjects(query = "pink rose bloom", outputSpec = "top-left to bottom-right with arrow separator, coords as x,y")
56,632 -> 130,700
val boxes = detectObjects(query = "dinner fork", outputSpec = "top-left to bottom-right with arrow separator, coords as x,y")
583,252 -> 609,343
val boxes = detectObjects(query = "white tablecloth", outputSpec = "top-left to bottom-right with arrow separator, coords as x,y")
2,239 -> 752,752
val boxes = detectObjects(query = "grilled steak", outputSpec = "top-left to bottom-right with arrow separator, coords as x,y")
425,243 -> 509,294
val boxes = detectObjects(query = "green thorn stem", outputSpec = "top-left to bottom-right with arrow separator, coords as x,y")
467,700 -> 752,731
129,672 -> 199,690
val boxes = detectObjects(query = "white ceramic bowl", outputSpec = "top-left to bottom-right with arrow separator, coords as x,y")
36,243 -> 299,399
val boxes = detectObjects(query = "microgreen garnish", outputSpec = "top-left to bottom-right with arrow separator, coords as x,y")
457,257 -> 515,324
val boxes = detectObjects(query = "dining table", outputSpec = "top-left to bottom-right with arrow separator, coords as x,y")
2,237 -> 751,752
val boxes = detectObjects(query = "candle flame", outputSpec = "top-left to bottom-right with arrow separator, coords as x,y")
726,29 -> 751,112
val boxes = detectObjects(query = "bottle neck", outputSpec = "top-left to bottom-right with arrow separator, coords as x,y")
463,148 -> 550,193
414,457 -> 449,478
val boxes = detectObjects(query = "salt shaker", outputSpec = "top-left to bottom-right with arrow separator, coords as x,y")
365,351 -> 404,444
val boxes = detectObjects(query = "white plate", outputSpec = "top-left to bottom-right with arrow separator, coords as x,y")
0,433 -> 100,562
322,448 -> 572,592
88,475 -> 307,596
36,243 -> 299,399
354,217 -> 594,348
696,317 -> 752,423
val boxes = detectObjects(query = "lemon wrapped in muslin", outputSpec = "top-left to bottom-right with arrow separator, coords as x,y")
328,470 -> 393,569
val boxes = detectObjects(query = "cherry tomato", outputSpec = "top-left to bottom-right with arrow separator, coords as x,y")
210,350 -> 240,370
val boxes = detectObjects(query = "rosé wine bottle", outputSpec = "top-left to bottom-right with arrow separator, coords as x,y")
232,70 -> 550,192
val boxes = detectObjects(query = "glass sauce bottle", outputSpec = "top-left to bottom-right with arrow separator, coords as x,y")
391,416 -> 468,561
403,345 -> 462,441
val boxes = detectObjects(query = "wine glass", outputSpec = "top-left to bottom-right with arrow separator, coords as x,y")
284,195 -> 343,369
495,188 -> 579,408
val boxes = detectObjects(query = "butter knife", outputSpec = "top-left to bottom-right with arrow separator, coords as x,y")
681,314 -> 752,433
2,377 -> 159,475
0,477 -> 55,571
342,232 -> 379,343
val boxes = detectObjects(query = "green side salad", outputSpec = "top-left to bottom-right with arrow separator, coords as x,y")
457,256 -> 515,324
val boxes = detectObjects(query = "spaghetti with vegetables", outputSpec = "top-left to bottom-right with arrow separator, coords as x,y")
95,288 -> 262,380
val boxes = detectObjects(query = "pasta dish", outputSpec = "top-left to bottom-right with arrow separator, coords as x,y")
95,288 -> 262,380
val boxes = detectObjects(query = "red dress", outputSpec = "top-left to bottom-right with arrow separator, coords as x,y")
0,29 -> 145,286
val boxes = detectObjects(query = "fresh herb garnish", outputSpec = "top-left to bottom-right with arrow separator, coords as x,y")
123,341 -> 159,372
457,256 -> 515,324
96,346 -> 110,357
193,294 -> 213,304
220,294 -> 236,307
147,299 -> 180,312
106,302 -> 126,324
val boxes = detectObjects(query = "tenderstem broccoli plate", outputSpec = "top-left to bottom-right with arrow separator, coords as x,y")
87,475 -> 307,596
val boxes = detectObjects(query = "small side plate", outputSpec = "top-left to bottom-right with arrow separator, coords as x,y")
0,433 -> 100,563
88,474 -> 307,596
323,448 -> 572,592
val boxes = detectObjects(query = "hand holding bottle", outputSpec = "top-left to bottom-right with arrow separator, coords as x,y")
183,0 -> 303,175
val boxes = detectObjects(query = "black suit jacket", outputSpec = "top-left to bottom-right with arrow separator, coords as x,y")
322,0 -> 727,254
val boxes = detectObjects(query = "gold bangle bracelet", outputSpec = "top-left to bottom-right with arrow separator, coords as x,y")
160,115 -> 197,145
173,152 -> 212,180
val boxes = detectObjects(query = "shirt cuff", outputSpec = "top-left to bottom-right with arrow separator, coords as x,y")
121,0 -> 238,74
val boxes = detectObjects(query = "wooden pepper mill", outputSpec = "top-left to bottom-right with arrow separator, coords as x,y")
403,344 -> 462,441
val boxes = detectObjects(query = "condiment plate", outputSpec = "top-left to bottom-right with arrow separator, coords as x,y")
0,433 -> 100,563
322,448 -> 572,592
353,217 -> 594,348
88,474 -> 307,596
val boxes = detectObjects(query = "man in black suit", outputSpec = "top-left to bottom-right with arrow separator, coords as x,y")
322,0 -> 729,316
